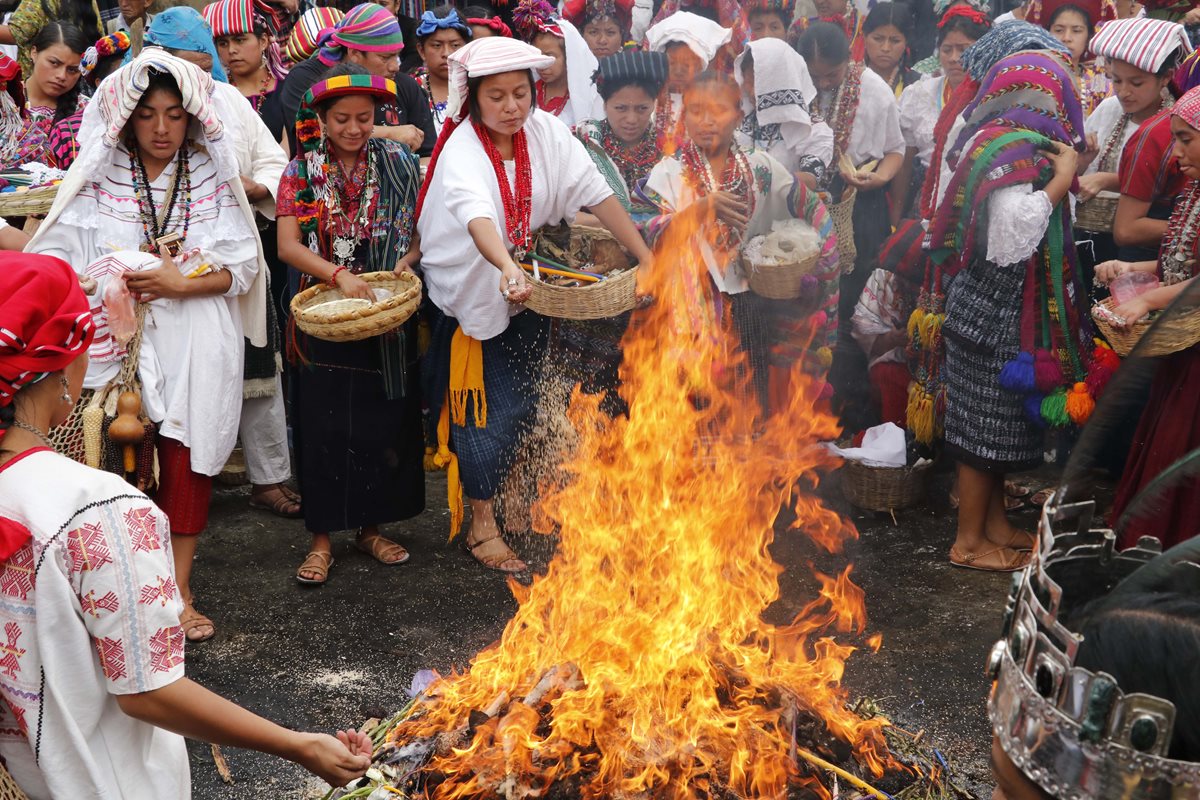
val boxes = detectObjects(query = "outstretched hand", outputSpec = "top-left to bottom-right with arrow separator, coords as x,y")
297,730 -> 374,787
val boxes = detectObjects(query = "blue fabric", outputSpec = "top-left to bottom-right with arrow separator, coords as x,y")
141,7 -> 229,83
961,19 -> 1069,82
416,8 -> 470,38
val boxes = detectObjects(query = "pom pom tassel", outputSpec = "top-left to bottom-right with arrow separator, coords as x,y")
1066,382 -> 1095,425
999,351 -> 1036,393
1086,343 -> 1120,398
1040,387 -> 1070,427
907,307 -> 925,344
919,312 -> 943,349
907,383 -> 936,445
1033,348 -> 1064,394
1023,393 -> 1046,427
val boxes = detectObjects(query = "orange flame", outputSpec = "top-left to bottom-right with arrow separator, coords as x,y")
394,206 -> 892,797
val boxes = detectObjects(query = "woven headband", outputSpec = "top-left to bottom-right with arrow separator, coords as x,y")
302,73 -> 397,109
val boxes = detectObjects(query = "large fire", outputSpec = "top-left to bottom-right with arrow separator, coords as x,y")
390,210 -> 892,798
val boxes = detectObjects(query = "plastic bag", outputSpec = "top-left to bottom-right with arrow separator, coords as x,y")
102,272 -> 137,346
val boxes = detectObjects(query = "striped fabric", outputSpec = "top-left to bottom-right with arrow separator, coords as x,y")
285,6 -> 344,64
1090,17 -> 1192,74
95,48 -> 222,149
1174,85 -> 1200,129
203,0 -> 290,78
303,73 -> 398,107
318,2 -> 405,64
444,36 -> 555,124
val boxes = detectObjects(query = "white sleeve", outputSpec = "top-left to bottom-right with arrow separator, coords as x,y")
787,120 -> 834,168
898,82 -> 923,151
442,141 -> 502,228
26,216 -> 92,272
881,90 -> 906,156
986,185 -> 1053,267
241,103 -> 287,218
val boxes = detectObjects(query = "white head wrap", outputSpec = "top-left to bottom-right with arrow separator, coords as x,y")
645,11 -> 731,68
446,36 -> 557,124
734,37 -> 816,143
559,17 -> 605,125
1089,17 -> 1193,75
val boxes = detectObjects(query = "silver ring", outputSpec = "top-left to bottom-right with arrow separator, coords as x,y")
502,289 -> 510,297
507,278 -> 519,286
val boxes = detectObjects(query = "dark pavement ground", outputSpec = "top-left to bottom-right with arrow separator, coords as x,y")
183,465 -> 1050,800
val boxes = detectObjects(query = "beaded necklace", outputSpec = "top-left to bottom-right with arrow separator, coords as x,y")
130,144 -> 191,253
653,93 -> 683,154
679,140 -> 756,250
249,71 -> 271,116
474,121 -> 534,260
418,71 -> 448,126
600,120 -> 659,192
536,81 -> 569,117
326,147 -> 377,267
1161,180 -> 1200,286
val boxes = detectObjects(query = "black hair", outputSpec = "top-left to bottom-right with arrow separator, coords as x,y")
39,0 -> 99,37
689,4 -> 720,23
796,20 -> 850,67
936,11 -> 989,47
596,74 -> 658,102
462,4 -> 497,19
682,69 -> 741,106
1047,3 -> 1095,41
748,6 -> 790,30
1075,592 -> 1200,762
0,403 -> 14,453
314,62 -> 378,114
416,4 -> 472,44
863,1 -> 914,39
465,70 -> 538,125
30,21 -> 89,125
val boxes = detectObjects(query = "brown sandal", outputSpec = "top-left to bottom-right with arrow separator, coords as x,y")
463,534 -> 526,574
949,546 -> 1032,573
250,484 -> 303,519
296,551 -> 334,585
992,529 -> 1037,552
180,605 -> 215,642
356,534 -> 410,565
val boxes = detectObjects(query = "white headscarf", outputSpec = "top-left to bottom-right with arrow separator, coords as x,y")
645,10 -> 731,68
445,36 -> 557,124
734,38 -> 816,144
559,17 -> 605,126
28,49 -> 267,347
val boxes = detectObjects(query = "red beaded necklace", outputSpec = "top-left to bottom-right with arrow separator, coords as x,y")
679,140 -> 756,250
536,81 -> 569,117
474,121 -> 534,259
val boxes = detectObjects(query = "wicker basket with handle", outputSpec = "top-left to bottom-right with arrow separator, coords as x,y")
829,188 -> 857,274
291,271 -> 422,342
1091,296 -> 1200,358
742,250 -> 821,300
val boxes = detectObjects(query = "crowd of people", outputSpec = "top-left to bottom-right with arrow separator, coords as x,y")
0,0 -> 1199,796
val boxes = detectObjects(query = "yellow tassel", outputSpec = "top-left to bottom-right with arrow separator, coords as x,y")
907,308 -> 926,342
435,401 -> 464,540
815,346 -> 833,369
907,384 -> 936,445
919,312 -> 943,349
448,329 -> 486,428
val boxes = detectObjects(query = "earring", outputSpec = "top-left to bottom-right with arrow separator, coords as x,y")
261,53 -> 269,68
59,375 -> 72,405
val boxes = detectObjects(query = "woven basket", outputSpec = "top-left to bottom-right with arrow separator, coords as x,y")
841,459 -> 933,512
1091,296 -> 1200,358
829,188 -> 857,274
0,761 -> 29,800
0,184 -> 57,218
291,271 -> 421,342
1075,191 -> 1119,234
525,224 -> 638,320
742,250 -> 821,300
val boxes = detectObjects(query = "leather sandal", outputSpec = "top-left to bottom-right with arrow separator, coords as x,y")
949,546 -> 1031,573
463,533 -> 526,574
356,534 -> 410,565
250,484 -> 303,519
296,551 -> 334,585
180,605 -> 215,642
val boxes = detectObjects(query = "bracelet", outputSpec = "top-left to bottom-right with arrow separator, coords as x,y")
328,266 -> 347,287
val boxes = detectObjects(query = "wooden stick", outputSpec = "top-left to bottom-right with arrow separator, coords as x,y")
793,746 -> 891,800
211,743 -> 234,785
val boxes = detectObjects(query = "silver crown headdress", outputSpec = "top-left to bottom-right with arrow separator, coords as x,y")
987,495 -> 1200,800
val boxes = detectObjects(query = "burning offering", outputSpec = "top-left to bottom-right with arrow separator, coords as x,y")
330,208 -> 947,800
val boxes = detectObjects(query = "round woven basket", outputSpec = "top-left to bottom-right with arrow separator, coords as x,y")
0,761 -> 29,800
525,267 -> 638,320
1091,296 -> 1200,358
829,188 -> 857,274
1075,191 -> 1119,234
0,184 -> 57,218
841,459 -> 932,512
743,250 -> 821,300
291,271 -> 421,342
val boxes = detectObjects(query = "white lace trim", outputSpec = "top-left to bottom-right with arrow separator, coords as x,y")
987,185 -> 1053,267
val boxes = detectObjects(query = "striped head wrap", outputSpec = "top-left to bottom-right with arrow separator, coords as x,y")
286,6 -> 344,64
513,0 -> 563,40
0,254 -> 94,410
593,49 -> 668,93
143,6 -> 229,82
961,19 -> 1068,82
1089,17 -> 1192,74
203,0 -> 289,80
318,3 -> 405,66
933,0 -> 989,14
1172,85 -> 1200,129
102,47 -> 224,148
1174,49 -> 1200,96
938,4 -> 990,29
467,15 -> 512,37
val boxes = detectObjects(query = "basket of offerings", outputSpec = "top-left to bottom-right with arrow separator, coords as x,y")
841,458 -> 933,512
742,219 -> 822,299
290,270 -> 422,342
524,223 -> 638,320
1074,190 -> 1119,234
1091,295 -> 1200,357
0,183 -> 57,218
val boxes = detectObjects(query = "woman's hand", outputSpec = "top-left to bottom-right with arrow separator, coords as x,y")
1095,259 -> 1132,285
698,191 -> 749,228
124,252 -> 190,302
1077,171 -> 1114,203
1111,295 -> 1152,329
1042,142 -> 1079,178
395,252 -> 419,276
842,169 -> 887,191
294,730 -> 373,788
500,260 -> 532,304
335,269 -> 375,301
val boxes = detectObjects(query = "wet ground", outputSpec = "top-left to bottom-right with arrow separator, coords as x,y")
184,465 -> 1052,799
